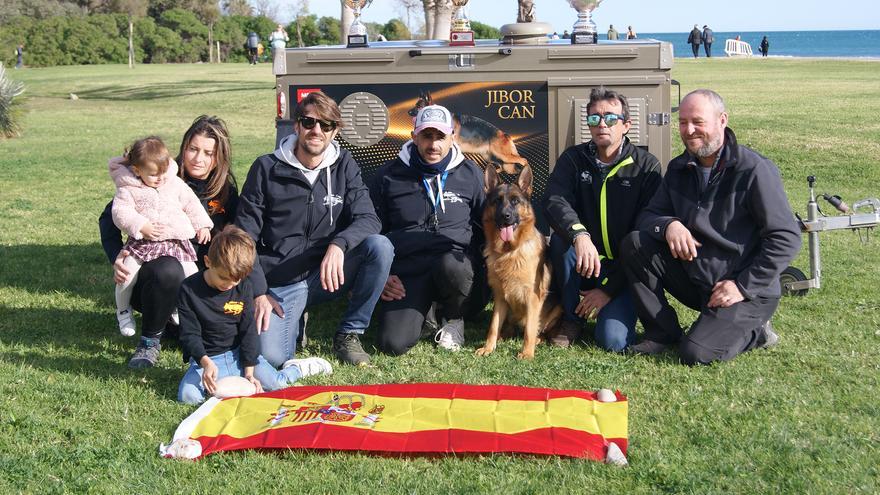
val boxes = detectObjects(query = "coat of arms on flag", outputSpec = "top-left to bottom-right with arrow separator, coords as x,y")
161,383 -> 628,464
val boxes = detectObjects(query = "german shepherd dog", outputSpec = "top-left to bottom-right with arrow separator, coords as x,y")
476,165 -> 562,359
409,90 -> 530,175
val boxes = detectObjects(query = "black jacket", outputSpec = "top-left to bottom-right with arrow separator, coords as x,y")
701,28 -> 714,44
235,139 -> 381,294
544,138 -> 661,297
369,143 -> 485,275
688,28 -> 702,45
637,127 -> 801,299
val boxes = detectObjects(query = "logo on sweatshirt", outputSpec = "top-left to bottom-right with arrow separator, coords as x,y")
580,171 -> 593,184
442,191 -> 464,204
323,194 -> 343,207
207,199 -> 226,214
224,301 -> 244,316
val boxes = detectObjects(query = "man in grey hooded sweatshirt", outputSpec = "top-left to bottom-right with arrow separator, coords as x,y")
236,91 -> 393,367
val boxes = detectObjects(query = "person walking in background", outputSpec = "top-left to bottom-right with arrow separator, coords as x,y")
687,24 -> 702,58
562,30 -> 571,39
15,44 -> 24,69
269,24 -> 289,61
607,25 -> 619,40
702,25 -> 714,57
245,32 -> 259,65
760,36 -> 770,57
627,26 -> 637,39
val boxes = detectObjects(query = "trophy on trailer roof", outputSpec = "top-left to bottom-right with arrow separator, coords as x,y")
450,0 -> 475,46
568,0 -> 603,44
345,0 -> 372,48
501,0 -> 553,44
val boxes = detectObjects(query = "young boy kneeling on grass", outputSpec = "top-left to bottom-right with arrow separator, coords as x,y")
177,226 -> 332,404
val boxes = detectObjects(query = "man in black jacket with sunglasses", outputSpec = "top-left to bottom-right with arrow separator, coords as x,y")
544,87 -> 661,352
621,89 -> 801,365
236,91 -> 393,367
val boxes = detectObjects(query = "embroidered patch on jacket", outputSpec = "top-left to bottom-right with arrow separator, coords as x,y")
580,171 -> 592,183
323,194 -> 343,207
442,191 -> 464,204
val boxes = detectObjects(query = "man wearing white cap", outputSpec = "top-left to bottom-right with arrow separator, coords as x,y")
368,105 -> 487,355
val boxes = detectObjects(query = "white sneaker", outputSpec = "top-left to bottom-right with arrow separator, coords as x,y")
117,308 -> 135,337
170,310 -> 180,326
282,357 -> 333,378
434,318 -> 464,352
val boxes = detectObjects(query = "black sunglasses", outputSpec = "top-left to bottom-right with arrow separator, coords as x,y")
298,116 -> 338,132
586,113 -> 626,127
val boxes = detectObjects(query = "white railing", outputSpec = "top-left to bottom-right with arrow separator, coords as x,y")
724,39 -> 753,57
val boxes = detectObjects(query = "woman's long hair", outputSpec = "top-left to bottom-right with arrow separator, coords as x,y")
177,115 -> 236,214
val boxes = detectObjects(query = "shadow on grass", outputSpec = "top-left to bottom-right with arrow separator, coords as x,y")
0,243 -> 112,304
0,305 -> 183,400
72,80 -> 271,101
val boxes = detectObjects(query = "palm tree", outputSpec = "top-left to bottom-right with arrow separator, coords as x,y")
432,0 -> 454,41
341,1 -> 354,43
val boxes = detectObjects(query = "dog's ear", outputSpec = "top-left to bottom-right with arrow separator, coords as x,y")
517,165 -> 533,198
483,164 -> 501,193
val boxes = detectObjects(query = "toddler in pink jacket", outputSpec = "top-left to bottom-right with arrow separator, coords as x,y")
110,136 -> 213,336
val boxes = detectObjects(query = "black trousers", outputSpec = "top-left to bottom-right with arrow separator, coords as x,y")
620,231 -> 778,365
130,256 -> 185,339
704,43 -> 712,57
376,251 -> 485,355
691,43 -> 700,57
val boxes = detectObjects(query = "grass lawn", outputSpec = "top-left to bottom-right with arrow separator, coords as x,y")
1,58 -> 879,494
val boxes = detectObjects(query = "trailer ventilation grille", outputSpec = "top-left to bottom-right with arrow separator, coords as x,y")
339,92 -> 390,148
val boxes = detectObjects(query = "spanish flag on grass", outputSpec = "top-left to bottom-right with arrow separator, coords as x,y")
161,383 -> 628,462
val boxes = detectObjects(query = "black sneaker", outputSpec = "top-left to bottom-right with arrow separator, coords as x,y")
755,320 -> 779,349
627,339 -> 670,356
333,333 -> 370,366
128,338 -> 161,368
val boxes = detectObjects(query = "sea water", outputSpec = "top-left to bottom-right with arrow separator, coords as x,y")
614,30 -> 880,58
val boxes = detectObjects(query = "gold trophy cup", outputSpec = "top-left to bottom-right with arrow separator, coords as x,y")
450,0 -> 475,46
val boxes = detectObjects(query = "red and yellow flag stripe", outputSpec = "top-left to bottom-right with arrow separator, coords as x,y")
175,384 -> 627,460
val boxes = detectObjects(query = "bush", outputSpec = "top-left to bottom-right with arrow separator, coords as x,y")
0,62 -> 25,138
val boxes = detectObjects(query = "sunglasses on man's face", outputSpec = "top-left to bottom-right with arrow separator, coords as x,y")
586,113 -> 626,127
298,116 -> 338,132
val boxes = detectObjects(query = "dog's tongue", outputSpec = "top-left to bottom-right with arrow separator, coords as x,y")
499,225 -> 515,242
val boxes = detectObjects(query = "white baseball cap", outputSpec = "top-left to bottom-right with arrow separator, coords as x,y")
414,105 -> 453,135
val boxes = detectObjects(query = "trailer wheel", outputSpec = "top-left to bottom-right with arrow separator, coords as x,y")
780,266 -> 808,297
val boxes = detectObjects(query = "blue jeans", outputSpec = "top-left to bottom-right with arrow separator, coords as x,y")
260,234 -> 393,367
177,349 -> 302,405
549,234 -> 637,352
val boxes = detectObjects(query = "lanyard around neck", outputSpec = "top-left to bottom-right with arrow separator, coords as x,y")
422,171 -> 449,213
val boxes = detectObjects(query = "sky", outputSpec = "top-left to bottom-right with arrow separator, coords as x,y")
281,0 -> 879,34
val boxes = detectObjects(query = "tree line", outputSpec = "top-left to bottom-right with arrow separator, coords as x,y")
0,0 -> 500,68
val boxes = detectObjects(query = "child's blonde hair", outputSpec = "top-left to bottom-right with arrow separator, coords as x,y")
206,226 -> 256,281
124,136 -> 170,175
